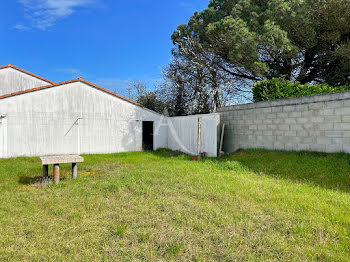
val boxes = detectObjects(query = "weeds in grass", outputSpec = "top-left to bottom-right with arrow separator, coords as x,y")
0,149 -> 349,261
137,232 -> 151,243
166,243 -> 182,259
110,224 -> 128,238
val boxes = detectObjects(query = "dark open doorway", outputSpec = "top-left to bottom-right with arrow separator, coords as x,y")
142,121 -> 154,151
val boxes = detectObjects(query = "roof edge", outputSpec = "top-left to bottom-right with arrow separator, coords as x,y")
0,79 -> 79,100
0,77 -> 145,109
79,78 -> 144,108
0,64 -> 55,84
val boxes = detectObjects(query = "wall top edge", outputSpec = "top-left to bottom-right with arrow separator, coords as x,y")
217,91 -> 350,112
170,113 -> 220,119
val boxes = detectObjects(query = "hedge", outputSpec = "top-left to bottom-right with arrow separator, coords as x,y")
252,78 -> 350,102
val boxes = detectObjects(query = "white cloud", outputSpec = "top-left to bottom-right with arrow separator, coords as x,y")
16,0 -> 98,30
13,24 -> 31,31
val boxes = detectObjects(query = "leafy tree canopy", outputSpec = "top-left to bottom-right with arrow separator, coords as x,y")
137,92 -> 168,114
127,80 -> 168,114
172,0 -> 350,86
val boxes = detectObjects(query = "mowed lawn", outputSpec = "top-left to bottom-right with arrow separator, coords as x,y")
0,149 -> 350,261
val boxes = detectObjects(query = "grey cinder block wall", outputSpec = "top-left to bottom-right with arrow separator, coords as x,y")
217,91 -> 350,153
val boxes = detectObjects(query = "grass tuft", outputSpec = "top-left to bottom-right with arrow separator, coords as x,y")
166,243 -> 182,259
0,149 -> 349,260
110,224 -> 128,238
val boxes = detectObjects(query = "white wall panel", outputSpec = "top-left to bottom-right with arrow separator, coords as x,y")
0,81 -> 220,158
0,68 -> 50,95
167,114 -> 219,157
0,116 -> 7,158
0,82 -> 168,158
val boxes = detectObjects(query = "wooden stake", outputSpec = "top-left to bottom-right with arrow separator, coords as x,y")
219,124 -> 225,156
197,117 -> 202,161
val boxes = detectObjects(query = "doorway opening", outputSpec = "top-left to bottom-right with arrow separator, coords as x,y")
142,121 -> 154,151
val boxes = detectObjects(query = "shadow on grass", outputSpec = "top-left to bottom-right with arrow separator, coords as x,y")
16,149 -> 349,193
151,148 -> 350,193
151,148 -> 191,159
18,175 -> 71,185
221,149 -> 350,193
18,176 -> 44,185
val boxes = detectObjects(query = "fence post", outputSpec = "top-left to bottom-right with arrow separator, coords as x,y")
219,123 -> 225,156
197,117 -> 202,160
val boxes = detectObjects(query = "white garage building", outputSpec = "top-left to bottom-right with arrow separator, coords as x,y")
0,64 -> 219,158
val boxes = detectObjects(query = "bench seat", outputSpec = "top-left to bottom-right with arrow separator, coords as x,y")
40,155 -> 84,184
40,155 -> 84,165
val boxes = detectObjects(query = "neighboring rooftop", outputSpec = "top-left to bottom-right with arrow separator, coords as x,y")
0,64 -> 55,85
0,64 -> 143,107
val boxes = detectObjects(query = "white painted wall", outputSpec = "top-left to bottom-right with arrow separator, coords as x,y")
0,67 -> 50,96
0,82 -> 168,158
0,116 -> 7,158
0,80 -> 220,158
167,114 -> 220,157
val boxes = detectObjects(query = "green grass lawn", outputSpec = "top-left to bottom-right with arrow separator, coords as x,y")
0,149 -> 350,261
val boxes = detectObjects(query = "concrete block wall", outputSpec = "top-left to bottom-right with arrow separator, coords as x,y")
217,91 -> 350,153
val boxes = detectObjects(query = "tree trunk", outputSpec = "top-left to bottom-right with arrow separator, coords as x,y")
210,70 -> 220,109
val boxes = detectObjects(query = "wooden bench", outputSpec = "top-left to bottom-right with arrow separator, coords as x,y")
40,155 -> 84,184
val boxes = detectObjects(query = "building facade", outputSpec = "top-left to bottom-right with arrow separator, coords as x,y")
0,64 -> 219,158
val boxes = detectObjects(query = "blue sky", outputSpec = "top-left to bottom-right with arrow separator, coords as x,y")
0,0 -> 208,96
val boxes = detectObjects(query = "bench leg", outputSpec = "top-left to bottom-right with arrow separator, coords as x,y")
53,164 -> 60,184
72,163 -> 77,179
43,165 -> 49,181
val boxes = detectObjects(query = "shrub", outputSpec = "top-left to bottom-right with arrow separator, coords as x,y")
252,78 -> 350,102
